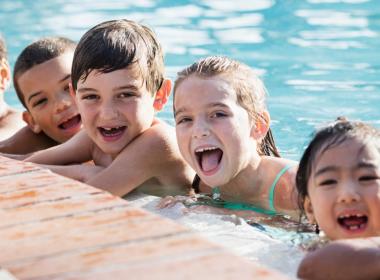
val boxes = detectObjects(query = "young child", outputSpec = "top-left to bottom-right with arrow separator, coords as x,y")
167,56 -> 299,218
26,19 -> 194,197
0,37 -> 81,155
0,34 -> 25,141
296,118 -> 380,279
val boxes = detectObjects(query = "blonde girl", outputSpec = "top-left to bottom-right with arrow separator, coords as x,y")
171,56 -> 299,218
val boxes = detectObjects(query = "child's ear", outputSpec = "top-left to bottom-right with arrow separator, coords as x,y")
303,196 -> 316,224
69,82 -> 76,101
153,79 -> 172,111
251,110 -> 270,139
0,59 -> 11,91
22,111 -> 42,134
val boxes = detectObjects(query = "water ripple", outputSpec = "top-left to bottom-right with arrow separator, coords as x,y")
199,14 -> 263,29
296,9 -> 369,27
203,0 -> 274,12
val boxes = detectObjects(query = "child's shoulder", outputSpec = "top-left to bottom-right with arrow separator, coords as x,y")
261,156 -> 298,215
261,156 -> 298,175
141,118 -> 177,149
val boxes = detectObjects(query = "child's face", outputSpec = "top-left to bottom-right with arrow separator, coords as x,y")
304,138 -> 380,240
174,75 -> 256,187
74,64 -> 156,157
18,52 -> 81,143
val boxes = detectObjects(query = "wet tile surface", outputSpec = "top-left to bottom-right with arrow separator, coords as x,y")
0,156 -> 288,279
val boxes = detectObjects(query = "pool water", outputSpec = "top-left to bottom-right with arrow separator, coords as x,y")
1,0 -> 379,277
1,0 -> 379,160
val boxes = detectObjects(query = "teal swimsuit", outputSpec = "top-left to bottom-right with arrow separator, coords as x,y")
211,165 -> 294,216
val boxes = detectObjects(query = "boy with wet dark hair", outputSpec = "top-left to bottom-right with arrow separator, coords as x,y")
27,19 -> 194,197
0,37 -> 81,155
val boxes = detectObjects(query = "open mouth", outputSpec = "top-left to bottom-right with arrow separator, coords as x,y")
195,147 -> 223,173
337,214 -> 368,231
98,126 -> 127,139
58,114 -> 81,130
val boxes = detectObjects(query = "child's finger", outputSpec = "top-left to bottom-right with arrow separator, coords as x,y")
156,196 -> 173,209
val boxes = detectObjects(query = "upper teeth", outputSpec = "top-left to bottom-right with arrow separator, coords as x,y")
195,147 -> 218,153
103,127 -> 120,131
339,214 -> 364,218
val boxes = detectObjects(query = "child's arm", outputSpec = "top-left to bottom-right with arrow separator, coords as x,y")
84,122 -> 192,196
84,127 -> 166,196
39,164 -> 105,182
0,126 -> 57,154
298,237 -> 380,280
25,130 -> 93,165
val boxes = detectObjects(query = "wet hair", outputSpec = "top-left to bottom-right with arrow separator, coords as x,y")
296,117 -> 380,212
173,56 -> 280,157
71,19 -> 164,96
13,37 -> 76,108
0,34 -> 7,61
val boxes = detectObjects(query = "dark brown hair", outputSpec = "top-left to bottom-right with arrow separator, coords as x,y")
71,19 -> 164,95
13,37 -> 76,108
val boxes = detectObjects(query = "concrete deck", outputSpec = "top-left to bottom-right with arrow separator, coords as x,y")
0,156 -> 288,279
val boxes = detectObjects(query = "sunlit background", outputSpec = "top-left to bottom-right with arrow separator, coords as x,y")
1,0 -> 379,159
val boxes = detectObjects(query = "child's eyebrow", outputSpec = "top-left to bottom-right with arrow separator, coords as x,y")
174,102 -> 229,117
357,161 -> 378,169
173,107 -> 185,117
77,87 -> 97,93
314,166 -> 337,177
114,85 -> 139,91
28,91 -> 42,103
209,102 -> 229,108
59,74 -> 71,82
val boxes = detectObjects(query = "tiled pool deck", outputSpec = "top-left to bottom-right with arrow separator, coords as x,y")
0,156 -> 288,279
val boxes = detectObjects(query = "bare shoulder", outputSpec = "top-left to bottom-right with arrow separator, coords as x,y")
109,119 -> 194,195
261,156 -> 299,214
132,119 -> 179,157
261,156 -> 298,183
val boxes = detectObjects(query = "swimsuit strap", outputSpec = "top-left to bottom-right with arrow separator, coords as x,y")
212,186 -> 221,200
268,165 -> 294,212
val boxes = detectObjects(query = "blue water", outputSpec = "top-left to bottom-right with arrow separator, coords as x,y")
1,0 -> 379,160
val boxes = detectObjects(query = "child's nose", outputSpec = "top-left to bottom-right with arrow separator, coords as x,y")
337,181 -> 361,204
192,120 -> 210,139
55,94 -> 72,113
100,103 -> 119,120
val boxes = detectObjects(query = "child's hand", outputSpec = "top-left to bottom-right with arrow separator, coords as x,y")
156,195 -> 197,209
298,238 -> 380,280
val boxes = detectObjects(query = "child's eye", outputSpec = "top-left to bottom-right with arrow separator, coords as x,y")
210,111 -> 227,118
32,98 -> 48,107
118,92 -> 135,98
359,175 -> 380,182
176,117 -> 192,125
82,94 -> 99,101
318,179 -> 337,186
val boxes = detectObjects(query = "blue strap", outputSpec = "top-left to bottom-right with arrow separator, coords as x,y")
268,165 -> 294,212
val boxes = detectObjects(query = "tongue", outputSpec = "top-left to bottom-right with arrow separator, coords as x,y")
201,150 -> 222,172
342,216 -> 366,226
61,116 -> 80,129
